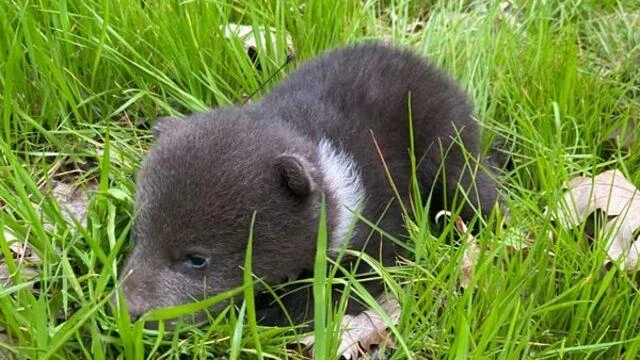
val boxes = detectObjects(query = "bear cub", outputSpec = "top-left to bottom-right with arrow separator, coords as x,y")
120,42 -> 498,325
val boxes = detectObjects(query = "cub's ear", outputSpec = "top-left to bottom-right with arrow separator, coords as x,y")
275,154 -> 316,197
152,116 -> 182,138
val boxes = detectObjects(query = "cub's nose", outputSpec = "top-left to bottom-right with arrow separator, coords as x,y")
107,290 -> 147,321
121,292 -> 150,322
128,308 -> 144,322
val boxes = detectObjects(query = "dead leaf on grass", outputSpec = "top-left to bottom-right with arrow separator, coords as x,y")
336,294 -> 400,360
406,20 -> 425,33
1,179 -> 94,283
435,208 -> 534,286
552,169 -> 640,269
435,210 -> 481,288
0,332 -> 12,360
604,119 -> 640,156
498,1 -> 522,28
1,179 -> 94,288
0,228 -> 40,288
299,294 -> 400,359
48,180 -> 96,227
454,216 -> 481,289
222,23 -> 294,71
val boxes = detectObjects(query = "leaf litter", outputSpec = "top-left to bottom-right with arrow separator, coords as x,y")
1,179 -> 96,282
1,179 -> 95,346
552,169 -> 640,269
222,23 -> 294,71
440,169 -> 640,290
298,294 -> 401,360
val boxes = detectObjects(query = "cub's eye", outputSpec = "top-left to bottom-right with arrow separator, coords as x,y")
186,255 -> 209,269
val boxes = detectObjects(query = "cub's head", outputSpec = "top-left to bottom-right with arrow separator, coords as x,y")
119,109 -> 324,321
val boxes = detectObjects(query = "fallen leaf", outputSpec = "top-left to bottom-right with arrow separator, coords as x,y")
454,216 -> 481,289
299,294 -> 400,359
0,332 -> 12,360
406,20 -> 424,33
1,228 -> 40,288
435,211 -> 482,288
337,294 -> 400,360
8,239 -> 40,265
605,119 -> 640,155
50,180 -> 95,226
222,23 -> 294,70
497,0 -> 523,29
1,180 -> 93,287
553,170 -> 640,269
0,265 -> 12,287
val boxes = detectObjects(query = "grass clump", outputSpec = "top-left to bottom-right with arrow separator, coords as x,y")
1,0 -> 640,358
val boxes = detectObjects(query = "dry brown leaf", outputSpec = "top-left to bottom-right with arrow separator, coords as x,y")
435,211 -> 482,288
497,0 -> 522,29
406,20 -> 424,33
1,180 -> 91,287
299,294 -> 400,359
454,216 -> 481,289
606,119 -> 639,153
0,332 -> 12,360
0,265 -> 12,287
553,170 -> 640,269
337,294 -> 400,360
1,229 -> 40,287
8,240 -> 40,265
49,180 -> 94,227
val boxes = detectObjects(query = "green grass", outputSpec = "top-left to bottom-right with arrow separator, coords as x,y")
1,0 -> 640,358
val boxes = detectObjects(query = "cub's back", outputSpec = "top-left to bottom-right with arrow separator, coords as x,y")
261,43 -> 474,150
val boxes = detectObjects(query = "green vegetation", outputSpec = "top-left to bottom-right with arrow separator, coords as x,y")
1,0 -> 639,358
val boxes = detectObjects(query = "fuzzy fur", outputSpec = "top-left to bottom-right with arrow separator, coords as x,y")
317,138 -> 366,250
120,42 -> 498,325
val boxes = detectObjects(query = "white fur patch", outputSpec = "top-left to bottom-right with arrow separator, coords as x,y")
318,138 -> 366,250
